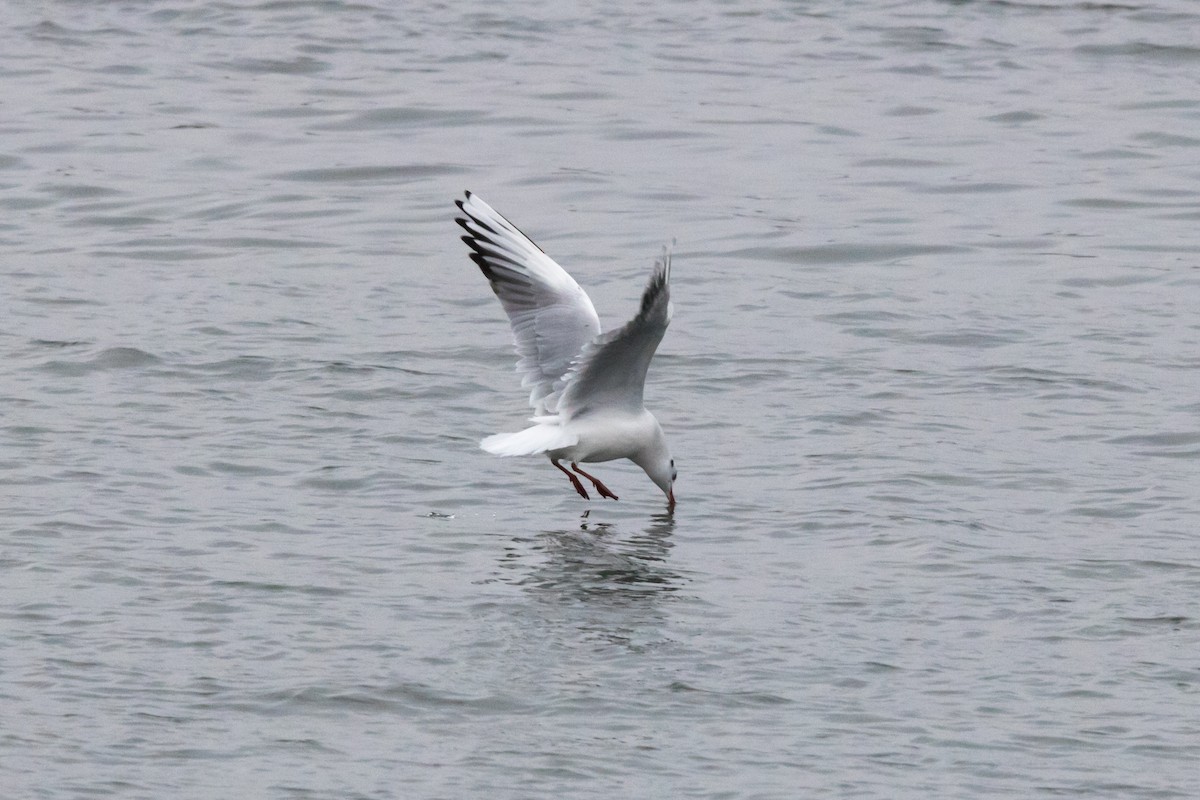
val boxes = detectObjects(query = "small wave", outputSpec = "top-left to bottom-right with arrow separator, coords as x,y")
41,346 -> 159,376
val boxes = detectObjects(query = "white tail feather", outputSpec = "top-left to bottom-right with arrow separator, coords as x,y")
481,423 -> 578,457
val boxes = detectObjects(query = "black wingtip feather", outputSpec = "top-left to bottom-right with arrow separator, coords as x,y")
634,257 -> 671,320
466,249 -> 498,281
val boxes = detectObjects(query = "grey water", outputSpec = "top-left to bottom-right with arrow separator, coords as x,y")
3,1 -> 1199,798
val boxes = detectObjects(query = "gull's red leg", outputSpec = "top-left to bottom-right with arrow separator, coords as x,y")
552,458 -> 590,499
570,462 -> 619,500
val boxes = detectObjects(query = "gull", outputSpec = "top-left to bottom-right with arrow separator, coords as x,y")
455,191 -> 676,510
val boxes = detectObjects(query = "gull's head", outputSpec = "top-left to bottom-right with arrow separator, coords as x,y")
644,453 -> 677,512
666,457 -> 677,511
634,417 -> 676,511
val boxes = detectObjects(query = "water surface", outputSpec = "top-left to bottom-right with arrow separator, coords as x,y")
3,2 -> 1199,798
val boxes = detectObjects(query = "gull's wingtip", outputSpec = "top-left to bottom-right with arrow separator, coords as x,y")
655,238 -> 674,283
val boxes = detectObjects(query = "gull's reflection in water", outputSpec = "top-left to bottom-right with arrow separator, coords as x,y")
495,510 -> 684,612
482,512 -> 683,680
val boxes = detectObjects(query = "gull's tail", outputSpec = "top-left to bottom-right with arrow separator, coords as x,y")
481,421 -> 578,457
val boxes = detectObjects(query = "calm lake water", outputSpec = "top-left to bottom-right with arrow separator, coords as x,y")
3,1 -> 1199,798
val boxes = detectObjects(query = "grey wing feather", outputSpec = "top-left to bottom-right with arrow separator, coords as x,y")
456,191 -> 602,415
557,245 -> 672,418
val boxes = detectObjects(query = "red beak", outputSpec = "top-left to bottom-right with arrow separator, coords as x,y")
667,488 -> 676,512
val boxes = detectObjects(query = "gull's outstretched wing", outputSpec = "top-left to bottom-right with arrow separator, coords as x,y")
557,246 -> 672,418
456,191 -> 601,415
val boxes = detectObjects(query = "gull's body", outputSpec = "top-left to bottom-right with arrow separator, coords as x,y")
455,191 -> 676,509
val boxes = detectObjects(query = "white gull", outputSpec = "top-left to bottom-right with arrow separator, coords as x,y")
455,191 -> 676,510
